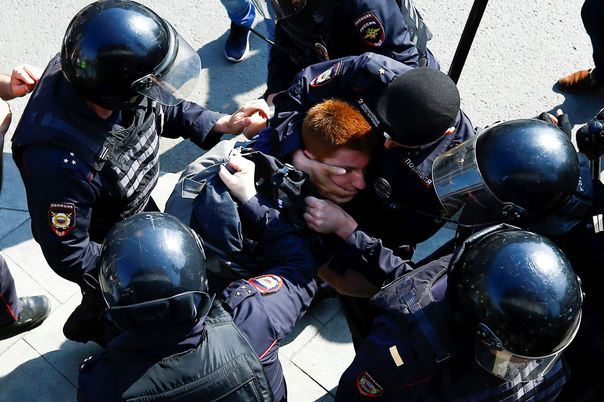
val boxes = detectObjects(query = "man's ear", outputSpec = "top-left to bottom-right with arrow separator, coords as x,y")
444,126 -> 456,136
303,149 -> 317,160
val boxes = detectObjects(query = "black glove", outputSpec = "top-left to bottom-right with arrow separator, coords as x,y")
537,111 -> 572,137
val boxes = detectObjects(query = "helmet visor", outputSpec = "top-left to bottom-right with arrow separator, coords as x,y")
432,136 -> 524,225
132,32 -> 201,106
474,339 -> 561,382
270,0 -> 306,19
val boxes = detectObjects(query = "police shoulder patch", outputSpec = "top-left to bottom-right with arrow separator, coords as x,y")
357,370 -> 384,397
247,274 -> 283,295
48,202 -> 76,237
354,11 -> 385,47
310,62 -> 342,87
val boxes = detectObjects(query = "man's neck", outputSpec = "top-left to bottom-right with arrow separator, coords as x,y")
85,99 -> 113,119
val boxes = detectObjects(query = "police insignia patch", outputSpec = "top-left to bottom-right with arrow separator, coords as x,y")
248,275 -> 283,295
310,62 -> 341,87
48,202 -> 76,237
357,370 -> 384,397
354,11 -> 385,47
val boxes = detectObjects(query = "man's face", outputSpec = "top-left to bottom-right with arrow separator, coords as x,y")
318,148 -> 370,203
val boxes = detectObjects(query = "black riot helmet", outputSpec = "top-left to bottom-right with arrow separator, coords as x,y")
61,0 -> 201,110
449,225 -> 583,381
99,212 -> 212,331
433,119 -> 579,225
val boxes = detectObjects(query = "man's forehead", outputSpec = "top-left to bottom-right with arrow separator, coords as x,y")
321,147 -> 370,169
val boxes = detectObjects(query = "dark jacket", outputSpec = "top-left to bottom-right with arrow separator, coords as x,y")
12,56 -> 225,286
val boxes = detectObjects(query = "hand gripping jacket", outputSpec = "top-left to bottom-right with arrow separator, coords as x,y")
80,299 -> 274,401
12,56 -> 161,217
165,136 -> 315,280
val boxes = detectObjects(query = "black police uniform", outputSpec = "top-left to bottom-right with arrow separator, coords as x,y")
11,56 -> 226,288
256,52 -> 475,252
78,197 -> 318,402
267,0 -> 439,96
336,255 -> 570,401
0,256 -> 21,326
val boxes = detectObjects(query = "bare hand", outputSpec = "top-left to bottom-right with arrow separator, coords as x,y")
214,99 -> 270,136
10,64 -> 42,99
304,196 -> 358,239
292,150 -> 356,203
219,154 -> 257,203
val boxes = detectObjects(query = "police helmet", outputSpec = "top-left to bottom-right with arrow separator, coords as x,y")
449,225 -> 583,381
433,119 -> 579,225
61,0 -> 201,110
99,212 -> 211,331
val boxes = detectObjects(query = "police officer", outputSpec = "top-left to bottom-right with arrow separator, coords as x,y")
251,0 -> 439,100
0,66 -> 51,339
311,119 -> 586,288
336,225 -> 583,401
253,52 -> 474,347
11,0 -> 269,344
256,51 -> 475,260
365,117 -> 600,401
78,155 -> 317,401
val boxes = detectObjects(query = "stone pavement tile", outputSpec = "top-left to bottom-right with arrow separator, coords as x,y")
0,220 -> 79,303
308,297 -> 341,325
0,339 -> 77,402
282,358 -> 332,402
0,209 -> 29,242
0,154 -> 27,212
24,293 -> 101,386
291,313 -> 354,392
152,171 -> 180,212
0,251 -> 60,355
280,313 -> 322,360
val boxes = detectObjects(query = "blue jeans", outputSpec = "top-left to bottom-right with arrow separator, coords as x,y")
220,0 -> 256,28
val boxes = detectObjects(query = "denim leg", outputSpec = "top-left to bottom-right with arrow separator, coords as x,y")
220,0 -> 256,28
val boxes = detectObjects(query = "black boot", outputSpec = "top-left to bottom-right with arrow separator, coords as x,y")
0,295 -> 51,340
63,302 -> 106,345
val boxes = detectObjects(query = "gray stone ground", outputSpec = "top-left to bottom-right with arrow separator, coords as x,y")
0,0 -> 602,401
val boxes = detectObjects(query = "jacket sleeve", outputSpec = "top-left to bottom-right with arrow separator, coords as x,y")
161,101 -> 227,149
345,0 -> 423,67
16,146 -> 101,286
222,194 -> 317,353
265,24 -> 303,97
329,227 -> 415,286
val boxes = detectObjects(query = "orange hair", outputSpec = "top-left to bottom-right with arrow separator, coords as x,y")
302,98 -> 375,160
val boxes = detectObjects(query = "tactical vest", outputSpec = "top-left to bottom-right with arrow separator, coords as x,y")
371,256 -> 568,401
12,55 -> 161,217
96,300 -> 274,402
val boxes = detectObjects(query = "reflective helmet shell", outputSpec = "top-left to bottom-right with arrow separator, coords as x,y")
61,0 -> 172,109
99,212 -> 207,307
450,229 -> 582,358
476,119 -> 579,213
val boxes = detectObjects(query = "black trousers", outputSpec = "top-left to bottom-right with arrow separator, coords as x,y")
582,0 -> 604,75
0,255 -> 21,325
